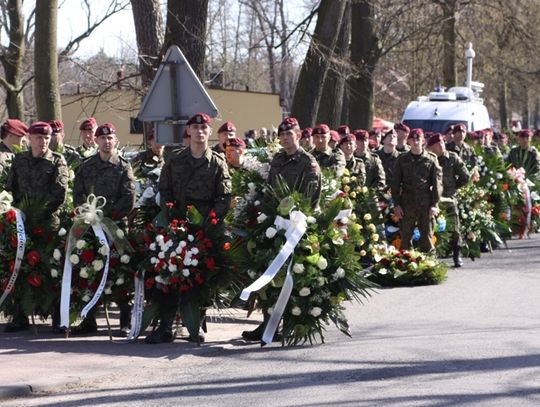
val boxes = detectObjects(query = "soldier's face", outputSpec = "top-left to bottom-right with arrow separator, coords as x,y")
383,131 -> 397,147
29,133 -> 51,156
339,140 -> 356,157
50,131 -> 64,149
225,146 -> 244,167
429,141 -> 445,156
96,134 -> 117,154
396,129 -> 408,143
80,129 -> 96,146
278,129 -> 300,152
189,123 -> 212,146
453,130 -> 465,143
149,138 -> 164,156
218,131 -> 235,146
355,139 -> 368,155
408,136 -> 424,154
313,132 -> 329,150
300,136 -> 313,149
518,136 -> 531,149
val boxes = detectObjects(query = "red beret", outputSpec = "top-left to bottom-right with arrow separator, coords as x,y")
301,128 -> 312,139
408,128 -> 424,139
330,130 -> 341,142
49,119 -> 64,133
79,117 -> 97,131
353,129 -> 369,141
445,124 -> 455,134
278,117 -> 299,132
518,129 -> 533,138
427,133 -> 444,146
218,121 -> 236,133
337,125 -> 350,136
452,123 -> 467,133
312,124 -> 330,135
28,121 -> 52,135
95,123 -> 116,137
394,122 -> 410,133
187,112 -> 212,126
2,119 -> 28,137
338,134 -> 356,145
224,137 -> 246,149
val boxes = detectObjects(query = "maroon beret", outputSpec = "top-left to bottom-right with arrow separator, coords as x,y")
301,128 -> 313,139
278,117 -> 299,132
187,112 -> 212,126
394,122 -> 410,133
28,121 -> 52,135
337,125 -> 350,136
95,123 -> 116,137
330,130 -> 341,142
408,128 -> 424,139
427,133 -> 444,146
452,123 -> 467,133
49,119 -> 64,133
218,121 -> 236,133
79,117 -> 97,131
2,119 -> 28,137
338,134 -> 356,145
224,137 -> 246,149
445,124 -> 455,134
369,129 -> 382,137
518,129 -> 533,138
353,129 -> 369,141
313,124 -> 330,135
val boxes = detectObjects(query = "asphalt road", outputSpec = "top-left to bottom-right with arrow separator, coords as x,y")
2,236 -> 540,406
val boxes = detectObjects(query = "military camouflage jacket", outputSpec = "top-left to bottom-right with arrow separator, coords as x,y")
5,149 -> 68,220
375,148 -> 400,187
446,141 -> 477,169
132,149 -> 164,177
54,144 -> 81,168
391,149 -> 442,208
355,151 -> 386,192
159,147 -> 231,219
507,146 -> 540,177
74,152 -> 136,219
345,157 -> 366,186
0,142 -> 14,179
437,151 -> 469,198
211,143 -> 226,158
76,144 -> 98,159
311,147 -> 346,176
268,147 -> 321,206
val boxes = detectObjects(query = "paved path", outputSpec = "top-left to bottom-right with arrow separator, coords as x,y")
2,236 -> 540,406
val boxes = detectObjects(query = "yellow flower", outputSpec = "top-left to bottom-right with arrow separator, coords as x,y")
343,185 -> 350,192
350,191 -> 357,199
372,233 -> 379,241
343,176 -> 351,184
363,213 -> 372,221
360,250 -> 366,256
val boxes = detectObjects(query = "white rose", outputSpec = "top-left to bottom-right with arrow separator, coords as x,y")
299,287 -> 311,297
104,287 -> 112,295
156,235 -> 164,244
188,235 -> 194,242
254,200 -> 261,206
335,267 -> 345,278
75,240 -> 85,250
291,306 -> 302,316
70,254 -> 80,265
265,227 -> 277,239
309,307 -> 322,317
115,277 -> 124,285
378,268 -> 388,275
191,247 -> 199,255
58,228 -> 67,237
191,259 -> 199,266
150,257 -> 157,264
79,268 -> 89,278
363,213 -> 372,221
317,277 -> 325,286
82,294 -> 91,303
182,269 -> 190,277
149,243 -> 156,251
116,229 -> 125,239
183,257 -> 192,266
317,257 -> 328,270
257,213 -> 268,223
158,252 -> 165,259
168,264 -> 178,272
50,268 -> 59,278
53,249 -> 62,261
120,254 -> 130,264
98,245 -> 110,256
292,263 -> 305,274
92,259 -> 104,271
248,270 -> 257,279
179,241 -> 187,249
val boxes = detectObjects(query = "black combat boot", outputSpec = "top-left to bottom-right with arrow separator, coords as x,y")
453,246 -> 463,268
118,303 -> 131,337
144,319 -> 175,344
4,306 -> 29,333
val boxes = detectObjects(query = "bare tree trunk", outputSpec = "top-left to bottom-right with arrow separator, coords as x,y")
433,0 -> 457,87
498,76 -> 508,130
348,0 -> 380,130
522,83 -> 529,128
291,0 -> 347,127
0,0 -> 26,119
130,0 -> 164,87
164,0 -> 209,79
278,0 -> 291,110
317,1 -> 351,127
34,0 -> 61,120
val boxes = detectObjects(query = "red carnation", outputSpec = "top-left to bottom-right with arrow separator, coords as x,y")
145,277 -> 155,289
223,242 -> 231,251
5,210 -> 16,223
78,279 -> 88,289
166,202 -> 175,209
110,256 -> 120,267
10,234 -> 18,248
80,249 -> 95,264
205,257 -> 216,271
209,210 -> 217,218
196,230 -> 205,240
9,260 -> 15,273
27,273 -> 42,288
179,284 -> 190,292
27,250 -> 41,266
194,274 -> 204,285
210,218 -> 218,225
31,227 -> 44,237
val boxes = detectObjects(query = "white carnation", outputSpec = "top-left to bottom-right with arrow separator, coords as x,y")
265,227 -> 277,239
291,306 -> 302,316
182,269 -> 190,277
191,259 -> 199,266
149,243 -> 156,251
82,294 -> 91,302
187,235 -> 194,242
292,263 -> 305,274
317,257 -> 328,270
309,307 -> 322,317
299,287 -> 311,297
120,254 -> 130,264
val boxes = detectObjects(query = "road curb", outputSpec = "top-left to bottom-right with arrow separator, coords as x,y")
0,377 -> 82,400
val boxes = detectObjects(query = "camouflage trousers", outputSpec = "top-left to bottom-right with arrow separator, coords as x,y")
400,204 -> 434,253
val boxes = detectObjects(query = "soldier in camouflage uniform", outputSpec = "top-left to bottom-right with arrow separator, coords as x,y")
394,122 -> 410,153
446,123 -> 477,169
49,119 -> 81,168
300,127 -> 314,151
4,122 -> 68,332
391,128 -> 442,253
76,117 -> 98,158
507,129 -> 540,178
0,119 -> 27,180
72,123 -> 136,336
375,128 -> 400,190
310,124 -> 346,177
147,113 -> 231,344
212,121 -> 236,157
354,129 -> 386,193
427,133 -> 470,266
242,116 -> 321,342
338,134 -> 366,186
